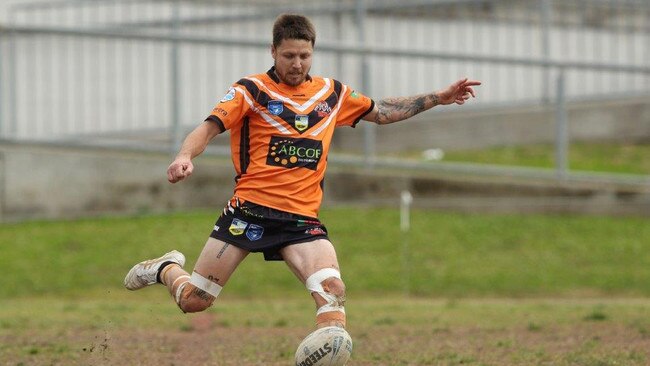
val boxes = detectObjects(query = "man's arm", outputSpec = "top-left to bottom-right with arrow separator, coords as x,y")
167,121 -> 223,183
363,78 -> 481,125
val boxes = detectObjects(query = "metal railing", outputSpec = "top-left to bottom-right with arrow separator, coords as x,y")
0,0 -> 648,183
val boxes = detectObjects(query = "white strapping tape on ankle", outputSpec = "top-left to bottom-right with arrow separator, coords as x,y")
316,303 -> 346,315
190,271 -> 223,298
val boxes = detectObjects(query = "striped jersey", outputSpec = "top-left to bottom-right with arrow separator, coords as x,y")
206,67 -> 374,218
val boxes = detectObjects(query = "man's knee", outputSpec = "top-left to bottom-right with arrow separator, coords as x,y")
306,268 -> 347,328
306,269 -> 346,306
178,284 -> 215,313
175,271 -> 222,313
320,277 -> 346,305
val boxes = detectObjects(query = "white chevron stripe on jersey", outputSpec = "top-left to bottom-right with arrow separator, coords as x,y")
234,86 -> 291,134
310,85 -> 347,136
245,77 -> 332,113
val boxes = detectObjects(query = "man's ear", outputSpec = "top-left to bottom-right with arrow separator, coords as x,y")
271,45 -> 276,60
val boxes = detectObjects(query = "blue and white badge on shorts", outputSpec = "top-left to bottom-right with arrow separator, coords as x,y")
246,224 -> 264,241
267,100 -> 283,115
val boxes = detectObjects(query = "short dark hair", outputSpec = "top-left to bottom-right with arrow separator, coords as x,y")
272,14 -> 316,48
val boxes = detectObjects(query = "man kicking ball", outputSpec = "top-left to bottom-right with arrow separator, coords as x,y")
125,13 -> 480,333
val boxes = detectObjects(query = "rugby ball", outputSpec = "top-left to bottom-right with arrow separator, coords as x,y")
294,326 -> 353,366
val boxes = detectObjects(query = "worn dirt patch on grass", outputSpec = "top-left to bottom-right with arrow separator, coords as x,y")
3,319 -> 649,366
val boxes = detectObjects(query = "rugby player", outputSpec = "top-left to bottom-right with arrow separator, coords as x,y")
124,13 -> 480,330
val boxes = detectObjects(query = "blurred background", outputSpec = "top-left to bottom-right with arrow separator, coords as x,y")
0,0 -> 648,222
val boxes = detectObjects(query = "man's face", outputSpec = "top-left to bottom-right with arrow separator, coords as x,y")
271,38 -> 313,87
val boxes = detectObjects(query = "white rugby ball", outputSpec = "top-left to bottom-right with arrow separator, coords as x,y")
294,326 -> 353,366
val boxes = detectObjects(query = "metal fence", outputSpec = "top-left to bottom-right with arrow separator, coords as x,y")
0,0 -> 649,180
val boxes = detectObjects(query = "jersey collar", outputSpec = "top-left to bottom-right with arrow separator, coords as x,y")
267,66 -> 312,85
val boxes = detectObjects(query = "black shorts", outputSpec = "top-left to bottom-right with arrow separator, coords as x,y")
210,197 -> 329,261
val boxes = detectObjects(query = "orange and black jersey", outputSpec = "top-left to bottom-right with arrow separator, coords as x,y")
206,67 -> 374,218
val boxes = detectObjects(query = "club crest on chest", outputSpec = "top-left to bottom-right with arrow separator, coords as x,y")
267,100 -> 283,115
295,115 -> 309,131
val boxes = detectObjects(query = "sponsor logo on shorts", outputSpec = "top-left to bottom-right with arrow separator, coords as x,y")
213,225 -> 220,232
306,227 -> 326,236
245,224 -> 264,241
220,87 -> 235,103
229,218 -> 248,235
267,136 -> 323,171
297,219 -> 322,227
267,100 -> 283,115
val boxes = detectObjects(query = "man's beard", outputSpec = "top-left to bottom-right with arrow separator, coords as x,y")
275,63 -> 309,86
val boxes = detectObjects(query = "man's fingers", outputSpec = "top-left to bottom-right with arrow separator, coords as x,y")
167,161 -> 192,183
168,168 -> 182,183
183,163 -> 194,177
455,78 -> 468,87
462,80 -> 482,87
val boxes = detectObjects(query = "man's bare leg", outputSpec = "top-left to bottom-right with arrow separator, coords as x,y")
281,239 -> 346,328
126,238 -> 248,313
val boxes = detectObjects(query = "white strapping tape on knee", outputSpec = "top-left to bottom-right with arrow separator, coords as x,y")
190,271 -> 223,298
305,268 -> 345,314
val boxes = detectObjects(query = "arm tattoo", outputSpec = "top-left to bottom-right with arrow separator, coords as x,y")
375,93 -> 440,125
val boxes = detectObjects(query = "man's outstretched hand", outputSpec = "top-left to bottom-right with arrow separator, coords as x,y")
436,78 -> 482,105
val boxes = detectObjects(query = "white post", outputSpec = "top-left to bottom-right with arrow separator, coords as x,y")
555,70 -> 568,180
400,190 -> 413,296
400,191 -> 412,232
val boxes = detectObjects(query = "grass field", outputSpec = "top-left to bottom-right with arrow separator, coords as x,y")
401,141 -> 650,175
1,208 -> 650,365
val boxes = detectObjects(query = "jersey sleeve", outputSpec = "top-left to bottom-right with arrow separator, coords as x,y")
204,83 -> 253,131
335,84 -> 375,128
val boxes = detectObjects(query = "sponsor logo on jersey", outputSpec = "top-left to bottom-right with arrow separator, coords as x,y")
350,90 -> 360,98
314,101 -> 332,117
229,218 -> 248,235
212,107 -> 228,117
266,136 -> 323,171
220,87 -> 236,103
267,100 -> 284,115
245,224 -> 264,241
295,115 -> 309,131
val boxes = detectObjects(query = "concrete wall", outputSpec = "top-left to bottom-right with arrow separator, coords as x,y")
333,96 -> 650,153
1,141 -> 648,223
0,143 -> 236,221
